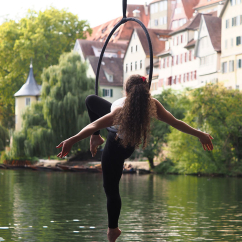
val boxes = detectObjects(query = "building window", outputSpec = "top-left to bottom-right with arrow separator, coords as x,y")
160,16 -> 167,25
229,60 -> 234,72
167,57 -> 169,67
130,62 -> 133,71
191,72 -> 193,81
104,71 -> 113,82
180,54 -> 183,64
230,0 -> 236,6
237,59 -> 242,68
231,38 -> 233,47
189,50 -> 192,61
26,97 -> 31,106
126,63 -> 128,73
172,56 -> 174,66
101,26 -> 107,33
175,8 -> 182,14
236,36 -> 242,45
237,16 -> 240,26
103,89 -> 113,97
222,62 -> 227,73
225,39 -> 228,48
187,73 -> 189,81
226,19 -> 230,28
136,45 -> 138,52
140,60 -> 143,69
176,55 -> 179,65
172,20 -> 178,29
184,73 -> 186,82
131,46 -> 133,53
236,85 -> 240,89
154,19 -> 159,26
155,2 -> 159,12
194,71 -> 197,80
135,61 -> 137,70
185,53 -> 187,62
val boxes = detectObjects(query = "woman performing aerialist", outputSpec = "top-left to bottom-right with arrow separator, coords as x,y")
56,74 -> 214,242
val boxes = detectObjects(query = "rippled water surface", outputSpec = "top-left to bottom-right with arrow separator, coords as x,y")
1,169 -> 242,241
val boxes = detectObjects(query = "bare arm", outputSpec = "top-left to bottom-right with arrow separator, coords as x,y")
56,108 -> 121,158
153,98 -> 213,150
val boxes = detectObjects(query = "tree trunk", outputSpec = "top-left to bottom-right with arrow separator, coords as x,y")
148,157 -> 155,169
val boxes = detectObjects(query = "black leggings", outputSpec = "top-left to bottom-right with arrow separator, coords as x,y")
85,95 -> 135,228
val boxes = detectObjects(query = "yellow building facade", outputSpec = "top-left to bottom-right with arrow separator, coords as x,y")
219,0 -> 242,89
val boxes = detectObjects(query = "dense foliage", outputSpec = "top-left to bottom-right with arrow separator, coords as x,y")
10,52 -> 96,158
142,88 -> 188,168
0,125 -> 9,152
167,84 -> 242,175
0,8 -> 92,129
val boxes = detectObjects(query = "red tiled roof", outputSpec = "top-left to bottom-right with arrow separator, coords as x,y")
182,0 -> 200,19
171,12 -> 215,35
77,39 -> 127,59
170,13 -> 202,35
194,0 -> 222,9
184,39 -> 197,48
157,49 -> 171,56
203,15 -> 221,51
87,4 -> 150,43
87,56 -> 123,87
135,28 -> 171,56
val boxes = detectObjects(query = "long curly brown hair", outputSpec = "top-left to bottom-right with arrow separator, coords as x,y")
113,74 -> 157,149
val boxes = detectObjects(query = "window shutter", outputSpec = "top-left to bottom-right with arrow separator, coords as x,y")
172,56 -> 174,66
194,71 -> 197,79
189,50 -> 192,61
102,89 -> 105,97
110,89 -> 113,97
167,57 -> 169,67
163,59 -> 165,68
180,54 -> 182,64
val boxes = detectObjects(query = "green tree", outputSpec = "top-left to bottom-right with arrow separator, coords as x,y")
142,88 -> 188,169
11,52 -> 96,158
0,7 -> 92,129
167,84 -> 242,175
0,124 -> 9,152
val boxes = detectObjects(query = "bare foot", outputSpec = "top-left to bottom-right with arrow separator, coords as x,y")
90,135 -> 104,157
107,227 -> 121,242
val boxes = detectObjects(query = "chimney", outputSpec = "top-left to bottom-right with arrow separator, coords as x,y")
144,2 -> 149,15
133,9 -> 141,18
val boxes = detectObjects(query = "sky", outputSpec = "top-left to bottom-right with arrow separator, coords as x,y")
0,0 -> 152,27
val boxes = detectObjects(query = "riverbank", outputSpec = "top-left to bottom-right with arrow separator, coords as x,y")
37,159 -> 160,170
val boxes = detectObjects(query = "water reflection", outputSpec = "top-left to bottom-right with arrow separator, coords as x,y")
0,170 -> 242,241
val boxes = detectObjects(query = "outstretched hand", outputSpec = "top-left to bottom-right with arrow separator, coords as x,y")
198,133 -> 214,151
56,138 -> 74,158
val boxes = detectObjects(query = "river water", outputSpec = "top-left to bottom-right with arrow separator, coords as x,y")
0,169 -> 242,241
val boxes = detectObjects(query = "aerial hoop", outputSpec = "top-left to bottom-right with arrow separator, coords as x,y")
95,0 -> 153,95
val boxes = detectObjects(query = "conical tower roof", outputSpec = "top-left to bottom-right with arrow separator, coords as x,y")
14,63 -> 41,97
